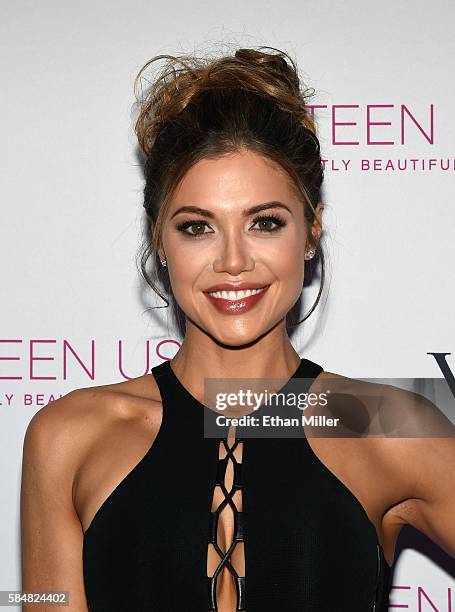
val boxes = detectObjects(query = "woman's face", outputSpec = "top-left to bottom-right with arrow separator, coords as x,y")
159,149 -> 322,346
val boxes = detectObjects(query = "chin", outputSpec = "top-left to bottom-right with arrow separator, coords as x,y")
207,319 -> 281,348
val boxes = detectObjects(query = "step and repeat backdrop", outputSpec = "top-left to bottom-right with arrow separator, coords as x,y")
1,0 -> 454,609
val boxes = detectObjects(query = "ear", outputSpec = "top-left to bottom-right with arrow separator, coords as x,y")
311,202 -> 324,242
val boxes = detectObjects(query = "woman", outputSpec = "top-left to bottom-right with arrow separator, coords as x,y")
21,47 -> 455,612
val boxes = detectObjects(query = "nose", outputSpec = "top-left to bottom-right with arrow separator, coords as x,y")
212,229 -> 255,275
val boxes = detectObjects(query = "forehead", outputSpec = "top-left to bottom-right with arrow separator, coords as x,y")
169,150 -> 300,211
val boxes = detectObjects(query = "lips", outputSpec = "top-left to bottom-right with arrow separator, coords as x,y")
203,284 -> 270,315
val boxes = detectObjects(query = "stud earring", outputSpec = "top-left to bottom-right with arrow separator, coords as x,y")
160,258 -> 167,267
304,249 -> 316,260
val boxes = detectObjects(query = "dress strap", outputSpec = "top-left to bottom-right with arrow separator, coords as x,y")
150,359 -> 175,400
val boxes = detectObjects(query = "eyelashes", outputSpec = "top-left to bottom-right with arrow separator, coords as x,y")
175,214 -> 287,239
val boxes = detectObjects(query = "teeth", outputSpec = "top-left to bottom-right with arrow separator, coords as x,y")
208,287 -> 267,300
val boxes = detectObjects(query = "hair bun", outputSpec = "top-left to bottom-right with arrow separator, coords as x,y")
134,46 -> 317,157
234,47 -> 300,92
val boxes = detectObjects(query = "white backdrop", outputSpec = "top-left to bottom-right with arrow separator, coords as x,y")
1,0 -> 454,609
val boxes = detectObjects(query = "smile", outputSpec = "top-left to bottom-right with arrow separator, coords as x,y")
204,285 -> 270,315
208,287 -> 267,300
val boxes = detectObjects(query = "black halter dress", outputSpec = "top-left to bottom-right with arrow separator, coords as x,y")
83,357 -> 391,611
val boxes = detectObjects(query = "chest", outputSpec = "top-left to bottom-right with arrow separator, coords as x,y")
82,430 -> 388,611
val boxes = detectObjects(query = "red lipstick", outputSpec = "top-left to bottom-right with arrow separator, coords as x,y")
203,283 -> 270,315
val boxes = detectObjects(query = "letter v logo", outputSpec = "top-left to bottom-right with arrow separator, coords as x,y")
427,352 -> 455,399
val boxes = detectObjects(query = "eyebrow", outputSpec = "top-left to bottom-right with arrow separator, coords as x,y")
169,201 -> 292,220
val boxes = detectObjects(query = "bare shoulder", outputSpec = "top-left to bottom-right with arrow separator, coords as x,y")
377,379 -> 455,436
305,369 -> 396,480
313,371 -> 455,516
307,370 -> 434,489
310,369 -> 393,432
312,369 -> 454,436
23,372 -> 163,484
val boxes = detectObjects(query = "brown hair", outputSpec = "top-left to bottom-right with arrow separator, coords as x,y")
133,46 -> 325,331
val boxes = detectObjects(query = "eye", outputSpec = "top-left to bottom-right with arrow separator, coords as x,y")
176,220 -> 213,238
175,213 -> 287,239
251,214 -> 287,233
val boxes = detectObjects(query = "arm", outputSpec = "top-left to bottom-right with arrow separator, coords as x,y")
20,391 -> 89,612
380,384 -> 455,560
397,436 -> 455,559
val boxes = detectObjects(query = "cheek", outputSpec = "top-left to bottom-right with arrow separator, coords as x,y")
167,261 -> 197,301
275,250 -> 303,277
165,255 -> 209,319
160,232 -> 199,297
268,232 -> 305,285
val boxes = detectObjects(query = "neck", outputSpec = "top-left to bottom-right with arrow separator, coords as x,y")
169,321 -> 303,405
